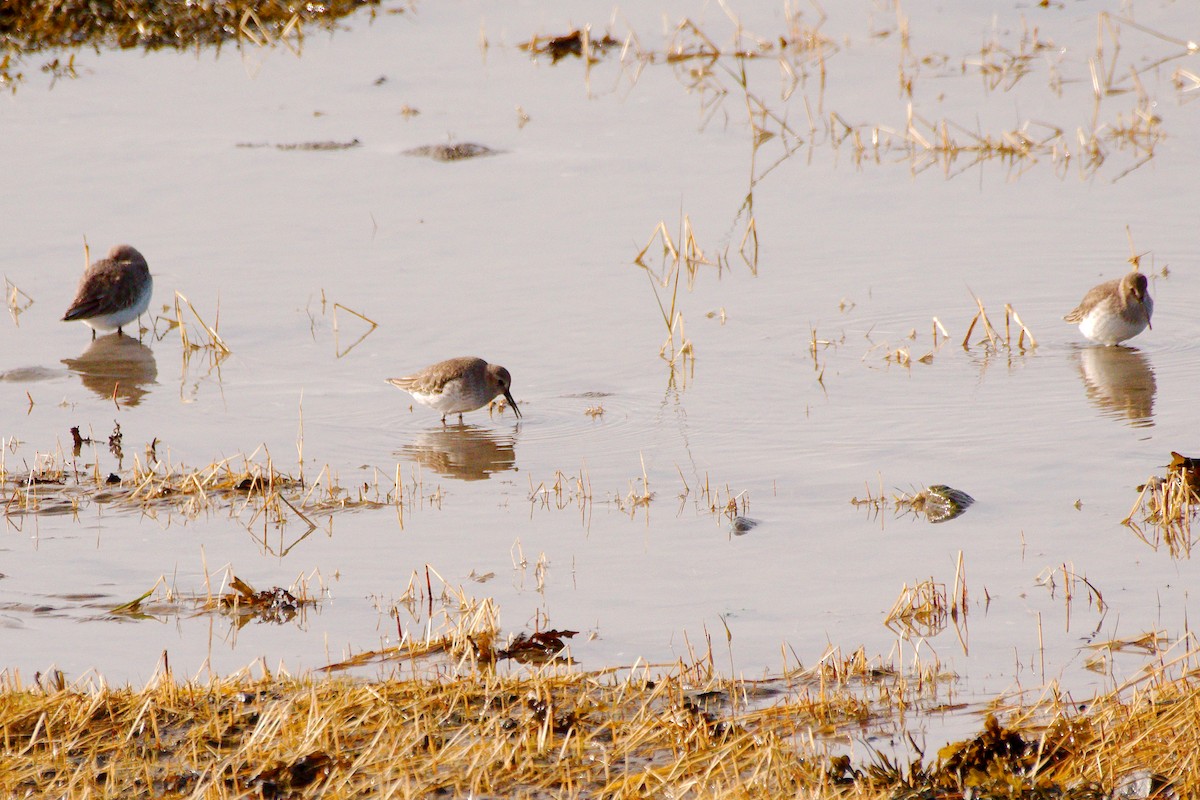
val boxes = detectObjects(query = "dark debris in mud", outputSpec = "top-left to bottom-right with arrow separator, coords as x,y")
519,29 -> 621,63
219,576 -> 308,627
497,628 -> 578,665
403,142 -> 499,162
237,139 -> 363,151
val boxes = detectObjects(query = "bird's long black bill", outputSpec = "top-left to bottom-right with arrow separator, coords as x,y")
505,390 -> 522,418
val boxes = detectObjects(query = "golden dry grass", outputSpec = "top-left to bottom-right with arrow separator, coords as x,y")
0,0 -> 394,92
1,636 -> 1198,798
1,438 -> 402,535
1125,452 -> 1200,558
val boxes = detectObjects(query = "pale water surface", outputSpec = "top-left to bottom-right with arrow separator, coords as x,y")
2,0 -> 1200,751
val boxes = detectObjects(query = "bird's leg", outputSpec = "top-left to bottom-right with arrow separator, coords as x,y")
440,414 -> 447,425
91,328 -> 97,341
458,412 -> 464,424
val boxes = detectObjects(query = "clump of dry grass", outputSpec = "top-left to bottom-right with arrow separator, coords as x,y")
4,611 -> 1200,797
885,579 -> 951,639
694,472 -> 749,523
1124,452 -> 1200,557
0,576 -> 961,800
1,437 -> 402,536
961,295 -> 1037,352
0,0 -> 387,91
528,467 -> 593,518
166,290 -> 230,355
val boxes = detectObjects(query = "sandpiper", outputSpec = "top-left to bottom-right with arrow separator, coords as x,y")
62,244 -> 153,339
1064,271 -> 1153,346
387,356 -> 521,424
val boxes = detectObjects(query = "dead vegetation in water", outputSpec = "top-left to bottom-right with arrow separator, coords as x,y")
961,294 -> 1038,353
4,277 -> 34,326
0,579 -> 969,800
7,615 -> 1200,798
853,480 -> 975,525
525,458 -> 654,523
883,553 -> 970,656
110,571 -> 322,628
519,27 -> 621,64
526,8 -> 1180,182
1125,452 -> 1200,557
524,459 -> 749,529
236,138 -> 363,152
303,290 -> 379,358
633,212 -> 758,378
0,653 -> 934,799
403,142 -> 500,161
0,0 -> 388,90
1,436 -> 410,538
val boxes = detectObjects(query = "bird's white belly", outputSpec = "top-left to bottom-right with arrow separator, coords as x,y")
1079,305 -> 1149,345
412,382 -> 484,414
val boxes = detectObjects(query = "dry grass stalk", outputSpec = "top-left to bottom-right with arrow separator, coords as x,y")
4,277 -> 34,322
738,216 -> 759,274
619,453 -> 654,518
173,290 -> 230,354
961,295 -> 1037,352
527,468 -> 592,514
696,473 -> 749,522
1035,563 -> 1106,637
635,216 -> 710,369
329,301 -> 378,358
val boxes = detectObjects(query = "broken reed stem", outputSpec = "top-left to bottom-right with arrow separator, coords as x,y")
1005,304 -> 1039,348
331,302 -> 379,331
174,291 -> 231,353
932,316 -> 949,346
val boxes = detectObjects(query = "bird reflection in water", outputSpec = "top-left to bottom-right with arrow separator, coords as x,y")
62,333 -> 158,406
400,424 -> 517,481
1074,345 -> 1156,428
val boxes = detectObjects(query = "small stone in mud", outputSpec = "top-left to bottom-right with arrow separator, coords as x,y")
731,516 -> 759,535
404,142 -> 499,162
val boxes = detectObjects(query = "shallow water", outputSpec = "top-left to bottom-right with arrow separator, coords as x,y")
3,0 -> 1200,751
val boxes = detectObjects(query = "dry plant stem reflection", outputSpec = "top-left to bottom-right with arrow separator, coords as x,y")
537,8 -> 1178,180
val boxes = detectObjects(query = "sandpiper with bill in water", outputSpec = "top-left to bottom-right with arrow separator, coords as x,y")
62,244 -> 153,339
387,356 -> 521,424
1064,271 -> 1153,346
